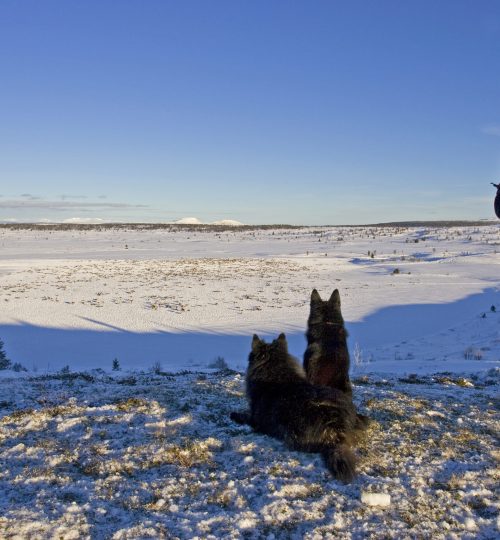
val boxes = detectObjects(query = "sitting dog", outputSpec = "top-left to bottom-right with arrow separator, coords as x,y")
304,289 -> 353,396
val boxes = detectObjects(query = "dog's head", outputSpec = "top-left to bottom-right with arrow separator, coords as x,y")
309,289 -> 344,326
249,333 -> 288,368
251,332 -> 287,354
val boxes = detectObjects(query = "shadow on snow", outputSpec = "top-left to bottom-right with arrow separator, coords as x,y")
0,287 -> 497,373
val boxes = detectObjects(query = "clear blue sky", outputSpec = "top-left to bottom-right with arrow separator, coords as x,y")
1,1 -> 499,224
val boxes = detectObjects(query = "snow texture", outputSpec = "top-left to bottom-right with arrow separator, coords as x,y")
0,224 -> 499,538
0,369 -> 498,538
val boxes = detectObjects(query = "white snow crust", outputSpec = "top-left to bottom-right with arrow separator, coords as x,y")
0,224 -> 498,375
0,224 -> 499,538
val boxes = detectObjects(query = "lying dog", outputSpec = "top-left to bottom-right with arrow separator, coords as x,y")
231,334 -> 365,483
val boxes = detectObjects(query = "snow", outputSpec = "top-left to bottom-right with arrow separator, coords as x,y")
0,224 -> 498,375
173,218 -> 243,226
211,220 -> 244,226
0,369 -> 498,538
0,223 -> 499,538
174,217 -> 203,225
361,491 -> 391,507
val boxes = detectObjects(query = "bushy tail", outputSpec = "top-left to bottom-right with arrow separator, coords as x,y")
230,410 -> 252,426
321,443 -> 356,484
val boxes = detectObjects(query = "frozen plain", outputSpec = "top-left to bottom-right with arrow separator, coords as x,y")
0,224 -> 499,539
0,224 -> 499,375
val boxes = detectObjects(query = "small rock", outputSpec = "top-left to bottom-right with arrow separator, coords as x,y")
361,491 -> 391,507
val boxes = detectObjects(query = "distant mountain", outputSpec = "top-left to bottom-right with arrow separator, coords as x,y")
210,219 -> 243,226
173,217 -> 244,226
174,217 -> 203,225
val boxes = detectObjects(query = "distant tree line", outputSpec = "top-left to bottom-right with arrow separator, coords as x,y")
0,220 -> 494,232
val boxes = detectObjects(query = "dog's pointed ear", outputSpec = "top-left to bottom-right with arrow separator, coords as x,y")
277,333 -> 288,351
328,289 -> 341,307
251,334 -> 261,351
311,289 -> 322,304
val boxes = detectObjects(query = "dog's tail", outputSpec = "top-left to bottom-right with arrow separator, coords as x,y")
229,410 -> 252,426
321,443 -> 356,483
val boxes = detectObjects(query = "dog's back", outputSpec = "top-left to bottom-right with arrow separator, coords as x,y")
304,289 -> 353,396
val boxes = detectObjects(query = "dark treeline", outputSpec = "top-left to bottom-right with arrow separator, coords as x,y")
0,223 -> 301,233
0,220 -> 495,232
360,220 -> 495,228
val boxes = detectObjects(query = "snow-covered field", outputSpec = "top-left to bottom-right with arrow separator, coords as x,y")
0,224 -> 499,538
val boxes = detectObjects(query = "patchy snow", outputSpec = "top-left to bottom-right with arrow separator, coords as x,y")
0,369 -> 498,538
0,224 -> 499,537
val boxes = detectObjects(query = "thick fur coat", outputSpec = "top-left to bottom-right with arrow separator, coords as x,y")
492,182 -> 500,219
231,334 -> 363,483
304,289 -> 353,396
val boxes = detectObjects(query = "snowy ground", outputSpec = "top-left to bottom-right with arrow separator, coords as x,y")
0,224 -> 499,538
0,369 -> 498,539
0,224 -> 499,374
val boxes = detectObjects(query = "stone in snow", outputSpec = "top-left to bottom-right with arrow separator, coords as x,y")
361,491 -> 391,507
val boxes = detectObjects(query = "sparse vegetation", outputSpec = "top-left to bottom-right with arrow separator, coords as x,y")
464,346 -> 483,361
0,339 -> 11,370
0,369 -> 497,538
0,223 -> 499,537
11,362 -> 27,372
208,356 -> 229,370
150,361 -> 162,374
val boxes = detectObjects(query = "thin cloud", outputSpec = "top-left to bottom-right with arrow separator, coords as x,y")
20,193 -> 42,200
481,124 -> 500,137
0,199 -> 148,210
60,194 -> 89,201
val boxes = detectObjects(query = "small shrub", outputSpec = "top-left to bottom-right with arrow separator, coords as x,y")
491,305 -> 496,312
112,358 -> 120,371
60,365 -> 71,374
392,268 -> 400,275
116,397 -> 150,412
464,347 -> 483,361
0,339 -> 11,370
208,356 -> 229,370
150,361 -> 162,374
12,362 -> 27,372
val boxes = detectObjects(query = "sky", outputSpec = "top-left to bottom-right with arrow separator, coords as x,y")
0,0 -> 499,225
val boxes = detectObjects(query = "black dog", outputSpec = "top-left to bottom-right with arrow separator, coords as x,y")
231,334 -> 364,483
304,289 -> 352,396
492,182 -> 500,219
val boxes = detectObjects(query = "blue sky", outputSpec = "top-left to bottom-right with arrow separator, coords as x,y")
0,1 -> 499,224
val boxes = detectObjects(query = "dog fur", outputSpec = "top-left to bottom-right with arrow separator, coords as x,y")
231,333 -> 363,483
304,289 -> 353,396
